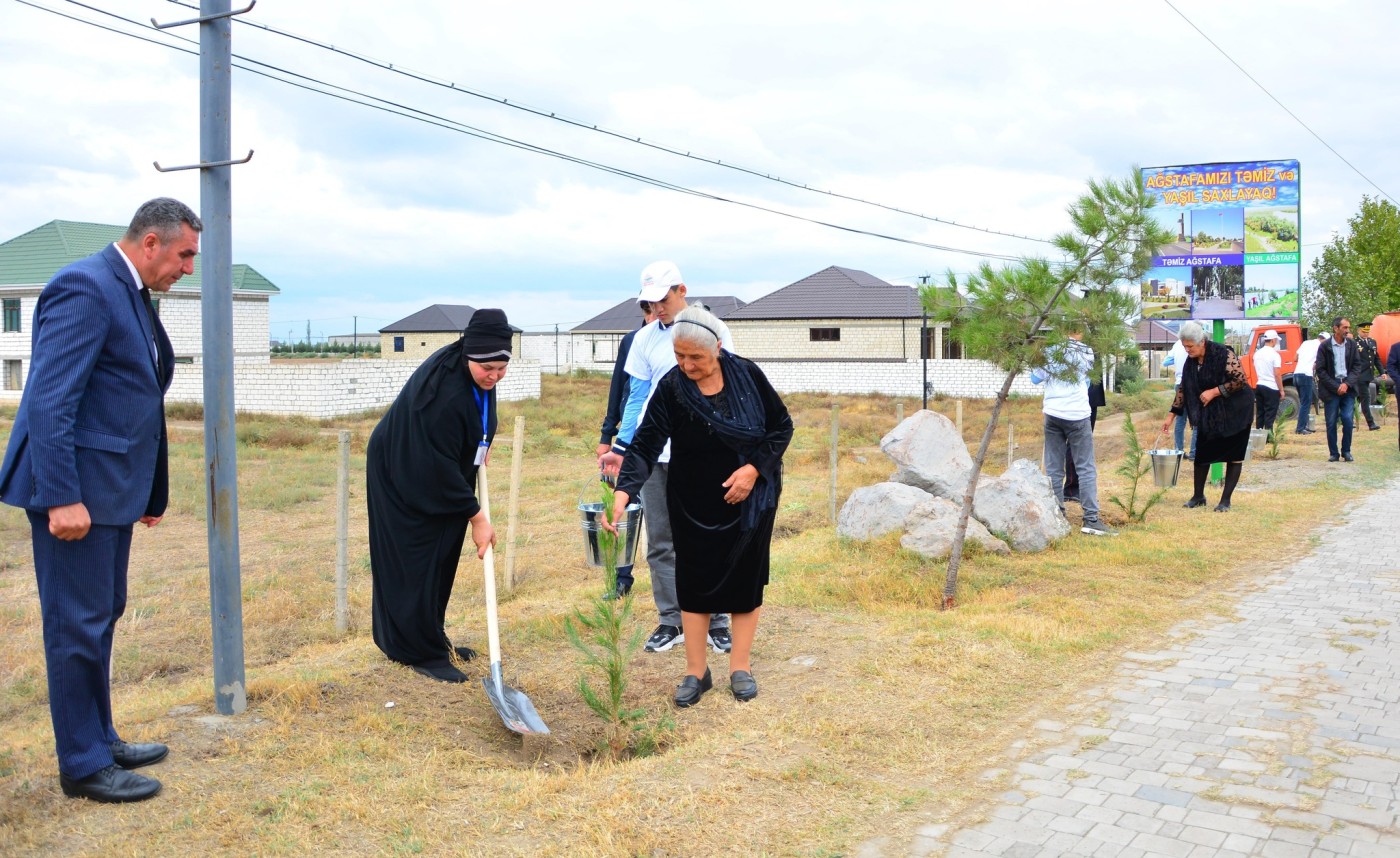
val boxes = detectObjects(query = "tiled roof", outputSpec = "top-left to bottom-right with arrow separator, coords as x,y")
572,295 -> 746,333
0,220 -> 279,292
1135,319 -> 1181,345
379,304 -> 524,334
721,266 -> 921,320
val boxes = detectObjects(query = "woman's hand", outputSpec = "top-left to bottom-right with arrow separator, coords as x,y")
1199,387 -> 1220,406
602,490 -> 631,535
1161,415 -> 1175,434
722,464 -> 759,505
469,510 -> 496,559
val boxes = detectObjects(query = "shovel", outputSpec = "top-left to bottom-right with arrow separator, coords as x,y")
477,467 -> 550,735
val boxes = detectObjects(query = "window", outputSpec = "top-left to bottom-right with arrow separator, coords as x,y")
2,299 -> 19,333
920,327 -> 935,359
150,297 -> 160,317
393,336 -> 405,353
592,337 -> 618,362
3,359 -> 21,390
809,327 -> 840,342
941,328 -> 963,360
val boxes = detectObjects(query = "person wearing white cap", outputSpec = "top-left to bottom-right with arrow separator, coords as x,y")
1252,329 -> 1284,431
599,261 -> 736,656
1291,331 -> 1324,434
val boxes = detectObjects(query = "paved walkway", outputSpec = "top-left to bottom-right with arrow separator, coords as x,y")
872,474 -> 1400,858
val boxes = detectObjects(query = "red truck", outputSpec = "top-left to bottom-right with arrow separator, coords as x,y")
1241,311 -> 1400,423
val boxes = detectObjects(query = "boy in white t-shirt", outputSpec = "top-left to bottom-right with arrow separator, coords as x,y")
1252,329 -> 1284,430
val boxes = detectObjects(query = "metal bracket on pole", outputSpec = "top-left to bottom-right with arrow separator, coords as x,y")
153,150 -> 254,173
151,0 -> 256,29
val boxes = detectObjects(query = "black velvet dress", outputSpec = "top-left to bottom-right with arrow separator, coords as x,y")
365,339 -> 495,666
617,355 -> 793,614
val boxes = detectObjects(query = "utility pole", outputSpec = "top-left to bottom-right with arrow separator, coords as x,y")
352,315 -> 358,358
554,324 -> 560,374
919,274 -> 930,410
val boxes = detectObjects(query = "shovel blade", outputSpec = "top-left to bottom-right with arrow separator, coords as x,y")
482,675 -> 550,735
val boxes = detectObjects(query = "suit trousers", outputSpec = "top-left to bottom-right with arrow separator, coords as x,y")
28,512 -> 132,779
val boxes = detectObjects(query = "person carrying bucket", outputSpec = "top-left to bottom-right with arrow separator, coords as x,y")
1161,321 -> 1254,512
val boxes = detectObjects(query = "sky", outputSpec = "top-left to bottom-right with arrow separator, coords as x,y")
1,0 -> 1395,342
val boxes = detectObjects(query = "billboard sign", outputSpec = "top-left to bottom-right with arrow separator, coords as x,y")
1139,159 -> 1300,321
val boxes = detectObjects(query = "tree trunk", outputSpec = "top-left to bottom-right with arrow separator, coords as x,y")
942,368 -> 1020,609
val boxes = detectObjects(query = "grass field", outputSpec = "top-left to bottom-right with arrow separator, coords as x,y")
1,374 -> 1396,856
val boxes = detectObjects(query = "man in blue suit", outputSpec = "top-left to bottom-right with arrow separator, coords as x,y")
0,198 -> 194,803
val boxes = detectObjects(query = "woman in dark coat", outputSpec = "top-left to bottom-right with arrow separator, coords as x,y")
1161,321 -> 1254,512
365,309 -> 513,682
606,306 -> 793,706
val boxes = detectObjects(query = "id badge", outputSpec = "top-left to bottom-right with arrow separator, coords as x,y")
474,441 -> 489,466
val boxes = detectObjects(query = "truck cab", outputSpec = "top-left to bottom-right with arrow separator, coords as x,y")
1241,322 -> 1306,423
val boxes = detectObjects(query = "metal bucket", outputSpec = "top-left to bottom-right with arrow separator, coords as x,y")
1244,428 -> 1268,461
579,502 -> 643,568
1148,449 -> 1183,488
1371,403 -> 1387,421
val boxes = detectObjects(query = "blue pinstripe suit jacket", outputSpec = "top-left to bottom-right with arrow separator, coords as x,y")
0,244 -> 174,524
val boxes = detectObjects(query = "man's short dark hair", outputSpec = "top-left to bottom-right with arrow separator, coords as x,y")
1332,316 -> 1348,328
124,198 -> 202,243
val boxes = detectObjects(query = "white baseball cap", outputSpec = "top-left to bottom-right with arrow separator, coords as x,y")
638,260 -> 683,303
1262,329 -> 1279,340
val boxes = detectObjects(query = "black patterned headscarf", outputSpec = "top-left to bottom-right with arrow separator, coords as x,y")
462,308 -> 512,363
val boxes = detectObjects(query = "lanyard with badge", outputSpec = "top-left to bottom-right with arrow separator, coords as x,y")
473,386 -> 490,466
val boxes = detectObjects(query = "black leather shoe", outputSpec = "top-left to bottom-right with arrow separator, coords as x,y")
411,659 -> 469,683
1328,455 -> 1340,462
1213,502 -> 1231,513
673,668 -> 713,708
1183,497 -> 1209,509
1343,453 -> 1355,462
730,670 -> 758,702
111,740 -> 168,769
60,764 -> 161,803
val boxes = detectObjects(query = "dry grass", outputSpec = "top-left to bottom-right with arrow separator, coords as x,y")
0,380 -> 1396,857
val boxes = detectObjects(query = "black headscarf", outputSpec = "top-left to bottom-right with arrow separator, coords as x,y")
1181,339 -> 1253,439
676,350 -> 777,531
462,308 -> 512,363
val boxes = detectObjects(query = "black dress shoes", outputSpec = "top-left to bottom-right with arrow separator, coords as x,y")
411,659 -> 469,683
730,670 -> 758,702
1183,497 -> 1209,509
673,668 -> 713,708
111,740 -> 168,769
60,764 -> 161,803
1213,502 -> 1231,513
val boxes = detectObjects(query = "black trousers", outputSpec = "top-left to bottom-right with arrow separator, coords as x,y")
1357,377 -> 1378,428
1255,386 -> 1281,430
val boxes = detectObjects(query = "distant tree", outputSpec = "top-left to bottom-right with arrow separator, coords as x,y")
1303,196 -> 1400,329
925,170 -> 1170,609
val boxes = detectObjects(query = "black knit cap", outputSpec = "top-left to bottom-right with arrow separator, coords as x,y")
461,308 -> 512,362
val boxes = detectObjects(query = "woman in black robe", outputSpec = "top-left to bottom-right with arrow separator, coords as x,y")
1161,320 -> 1254,513
366,309 -> 513,682
607,306 -> 793,706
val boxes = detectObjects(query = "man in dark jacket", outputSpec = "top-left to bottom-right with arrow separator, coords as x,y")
1314,317 -> 1362,462
1355,321 -> 1382,430
595,300 -> 655,599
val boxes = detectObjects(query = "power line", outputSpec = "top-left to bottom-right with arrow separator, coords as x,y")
1162,0 -> 1396,206
26,0 -> 1031,263
162,0 -> 1052,246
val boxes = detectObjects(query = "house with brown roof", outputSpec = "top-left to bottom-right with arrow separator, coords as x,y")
379,304 -> 523,363
565,295 -> 747,374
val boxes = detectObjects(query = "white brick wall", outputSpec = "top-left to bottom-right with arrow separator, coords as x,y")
752,358 -> 1041,399
159,289 -> 270,363
166,359 -> 542,419
521,331 -> 580,374
730,318 -> 929,360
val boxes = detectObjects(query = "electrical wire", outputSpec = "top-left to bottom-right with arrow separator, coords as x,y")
20,0 -> 1031,263
1163,0 -> 1396,206
161,0 -> 1053,245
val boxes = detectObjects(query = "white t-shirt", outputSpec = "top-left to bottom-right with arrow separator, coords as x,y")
1253,345 -> 1281,390
622,319 -> 735,463
1294,338 -> 1321,376
1166,340 -> 1189,387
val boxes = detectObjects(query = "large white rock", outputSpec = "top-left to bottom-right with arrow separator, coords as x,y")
836,482 -> 936,540
900,497 -> 1010,559
881,410 -> 975,500
972,458 -> 1070,552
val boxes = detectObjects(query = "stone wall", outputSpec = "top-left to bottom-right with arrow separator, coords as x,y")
165,359 -> 542,419
752,358 -> 1040,399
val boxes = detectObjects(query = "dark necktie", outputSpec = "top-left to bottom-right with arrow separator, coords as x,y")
140,286 -> 161,376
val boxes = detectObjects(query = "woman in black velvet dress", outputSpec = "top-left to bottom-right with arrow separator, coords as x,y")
607,305 -> 793,706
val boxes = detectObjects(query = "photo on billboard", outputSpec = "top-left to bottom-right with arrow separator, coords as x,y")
1141,160 -> 1300,321
1140,265 -> 1191,320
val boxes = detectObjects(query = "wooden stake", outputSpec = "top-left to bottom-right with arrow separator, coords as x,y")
896,401 -> 904,424
335,430 -> 349,634
829,404 -> 839,523
505,415 -> 525,591
956,399 -> 964,436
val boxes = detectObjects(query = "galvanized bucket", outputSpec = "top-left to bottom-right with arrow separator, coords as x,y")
579,501 -> 643,568
1371,403 -> 1386,421
1148,449 -> 1183,488
1244,428 -> 1268,462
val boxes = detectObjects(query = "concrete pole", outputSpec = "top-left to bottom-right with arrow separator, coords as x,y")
505,416 -> 525,591
200,0 -> 246,715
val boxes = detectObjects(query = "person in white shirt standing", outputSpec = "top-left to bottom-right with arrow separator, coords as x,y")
1033,327 -> 1115,536
1252,329 -> 1284,431
1292,332 -> 1324,434
1164,336 -> 1197,459
599,261 -> 735,655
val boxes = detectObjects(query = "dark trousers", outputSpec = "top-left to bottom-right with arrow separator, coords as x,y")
28,513 -> 133,779
1324,392 -> 1356,457
1254,386 -> 1281,430
1294,375 -> 1315,432
1357,378 -> 1378,428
